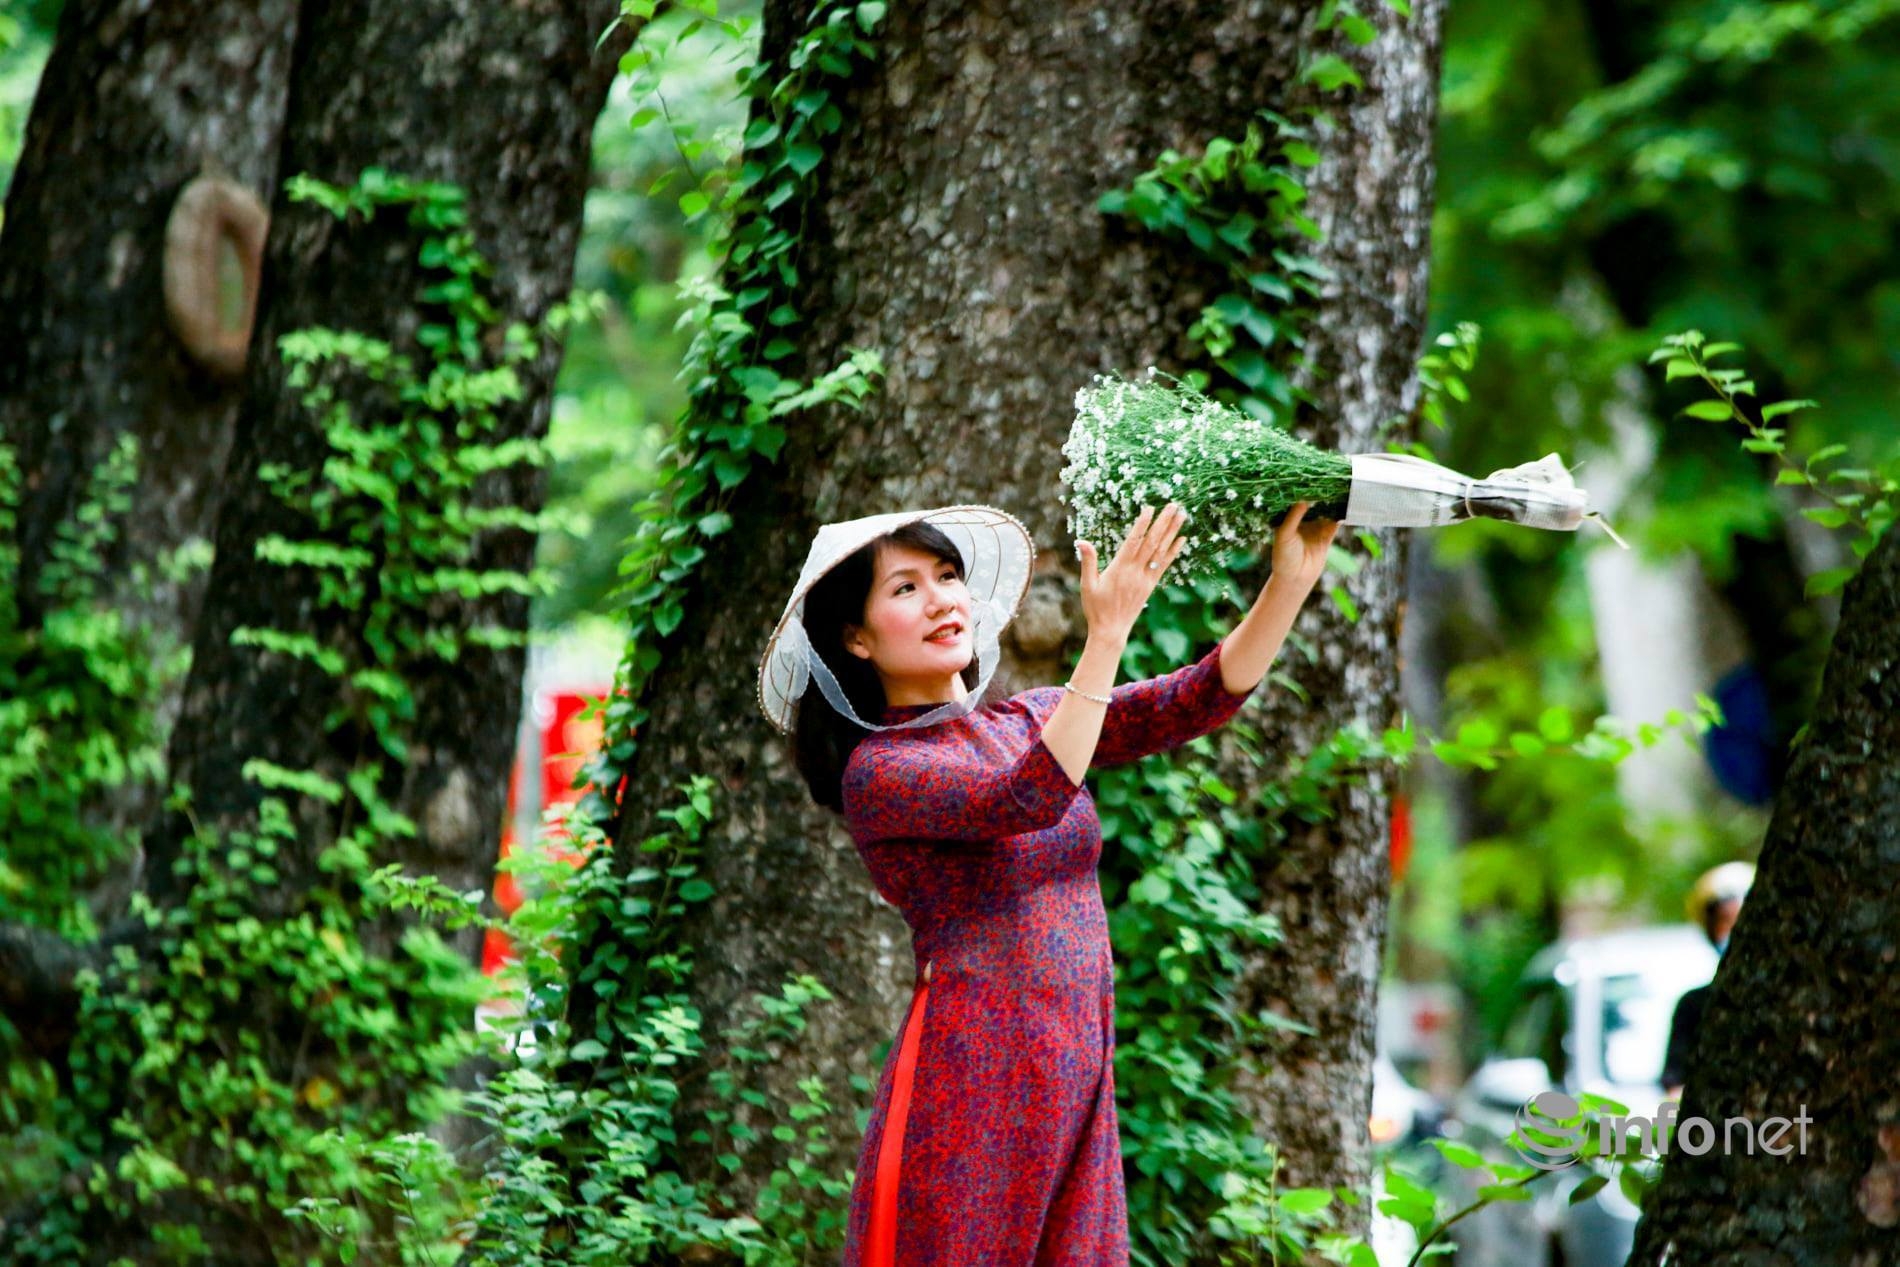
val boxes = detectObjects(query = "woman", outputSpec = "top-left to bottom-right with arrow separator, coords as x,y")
755,499 -> 1337,1266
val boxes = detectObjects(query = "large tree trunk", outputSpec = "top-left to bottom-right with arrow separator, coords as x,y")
0,1 -> 626,1258
597,0 -> 1442,1243
150,0 -> 623,913
1224,0 -> 1443,1206
1627,525 -> 1900,1265
0,0 -> 299,910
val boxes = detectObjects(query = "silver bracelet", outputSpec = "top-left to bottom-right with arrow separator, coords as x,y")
1063,681 -> 1112,705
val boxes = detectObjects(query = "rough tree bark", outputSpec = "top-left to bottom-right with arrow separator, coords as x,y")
599,0 -> 1442,1242
1225,0 -> 1443,1204
1627,524 -> 1900,1266
0,0 -> 299,910
148,0 -> 624,915
0,0 -> 627,1257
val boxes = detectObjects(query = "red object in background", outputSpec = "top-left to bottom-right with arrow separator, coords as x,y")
1390,792 -> 1412,884
481,687 -> 620,977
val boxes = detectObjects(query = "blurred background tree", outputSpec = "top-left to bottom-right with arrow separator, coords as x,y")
1391,0 -> 1900,1063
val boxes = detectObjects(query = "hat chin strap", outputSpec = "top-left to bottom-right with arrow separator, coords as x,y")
793,597 -> 1006,731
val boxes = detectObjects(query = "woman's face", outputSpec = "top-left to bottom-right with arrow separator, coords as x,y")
842,541 -> 973,705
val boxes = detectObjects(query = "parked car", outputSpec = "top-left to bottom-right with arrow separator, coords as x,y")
1445,925 -> 1719,1267
1368,1051 -> 1448,1265
1373,1050 -> 1445,1151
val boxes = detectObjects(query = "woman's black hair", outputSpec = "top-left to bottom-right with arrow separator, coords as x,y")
793,520 -> 982,815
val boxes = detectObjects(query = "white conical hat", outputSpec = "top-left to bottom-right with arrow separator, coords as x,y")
757,504 -> 1036,734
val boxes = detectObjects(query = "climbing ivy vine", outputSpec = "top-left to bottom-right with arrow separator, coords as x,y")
575,0 -> 888,826
0,167 -> 594,1265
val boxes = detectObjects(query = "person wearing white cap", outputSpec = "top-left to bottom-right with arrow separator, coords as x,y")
757,499 -> 1337,1266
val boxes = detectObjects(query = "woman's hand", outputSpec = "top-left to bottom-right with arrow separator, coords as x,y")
1270,501 -> 1337,593
1076,502 -> 1187,644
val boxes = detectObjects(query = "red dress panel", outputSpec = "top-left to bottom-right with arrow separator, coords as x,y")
837,639 -> 1254,1266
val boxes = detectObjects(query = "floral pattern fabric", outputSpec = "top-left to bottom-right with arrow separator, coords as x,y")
837,639 -> 1254,1266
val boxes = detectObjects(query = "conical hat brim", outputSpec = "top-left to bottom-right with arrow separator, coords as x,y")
757,504 -> 1035,733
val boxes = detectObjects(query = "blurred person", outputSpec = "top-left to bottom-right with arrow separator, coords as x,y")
1661,862 -> 1755,1098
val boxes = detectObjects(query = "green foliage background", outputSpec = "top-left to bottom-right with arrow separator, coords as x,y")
2,0 -> 1898,1262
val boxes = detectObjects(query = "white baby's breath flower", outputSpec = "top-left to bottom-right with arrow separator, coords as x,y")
1060,368 -> 1352,582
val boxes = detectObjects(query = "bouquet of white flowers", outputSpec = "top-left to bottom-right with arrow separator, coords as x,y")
1060,370 -> 1619,580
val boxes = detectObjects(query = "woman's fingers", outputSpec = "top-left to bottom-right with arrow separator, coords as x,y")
1117,505 -> 1156,560
1155,507 -> 1188,560
1077,539 -> 1099,589
1139,502 -> 1185,563
1098,502 -> 1188,585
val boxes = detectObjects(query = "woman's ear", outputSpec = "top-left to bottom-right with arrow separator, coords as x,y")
842,623 -> 871,660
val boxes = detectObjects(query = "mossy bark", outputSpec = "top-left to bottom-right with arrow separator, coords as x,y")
0,2 -> 627,1259
0,0 -> 300,916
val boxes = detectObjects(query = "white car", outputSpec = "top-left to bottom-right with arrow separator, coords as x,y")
1445,925 -> 1719,1267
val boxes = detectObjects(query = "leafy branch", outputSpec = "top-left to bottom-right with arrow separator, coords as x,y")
1649,329 -> 1897,596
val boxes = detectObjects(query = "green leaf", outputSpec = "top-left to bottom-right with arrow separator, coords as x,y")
1152,626 -> 1190,661
1278,1188 -> 1333,1215
1378,1194 -> 1435,1226
1384,1169 -> 1437,1207
1130,871 -> 1172,905
1256,1009 -> 1318,1036
1618,1164 -> 1653,1206
1537,706 -> 1573,743
1663,359 -> 1700,381
1800,508 -> 1851,530
679,190 -> 710,218
1804,566 -> 1856,597
1680,400 -> 1734,421
1569,1174 -> 1610,1205
784,141 -> 824,177
1301,54 -> 1364,92
1428,1138 -> 1490,1170
1340,13 -> 1378,44
1775,469 -> 1810,486
1761,399 -> 1818,421
1478,1183 -> 1533,1202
